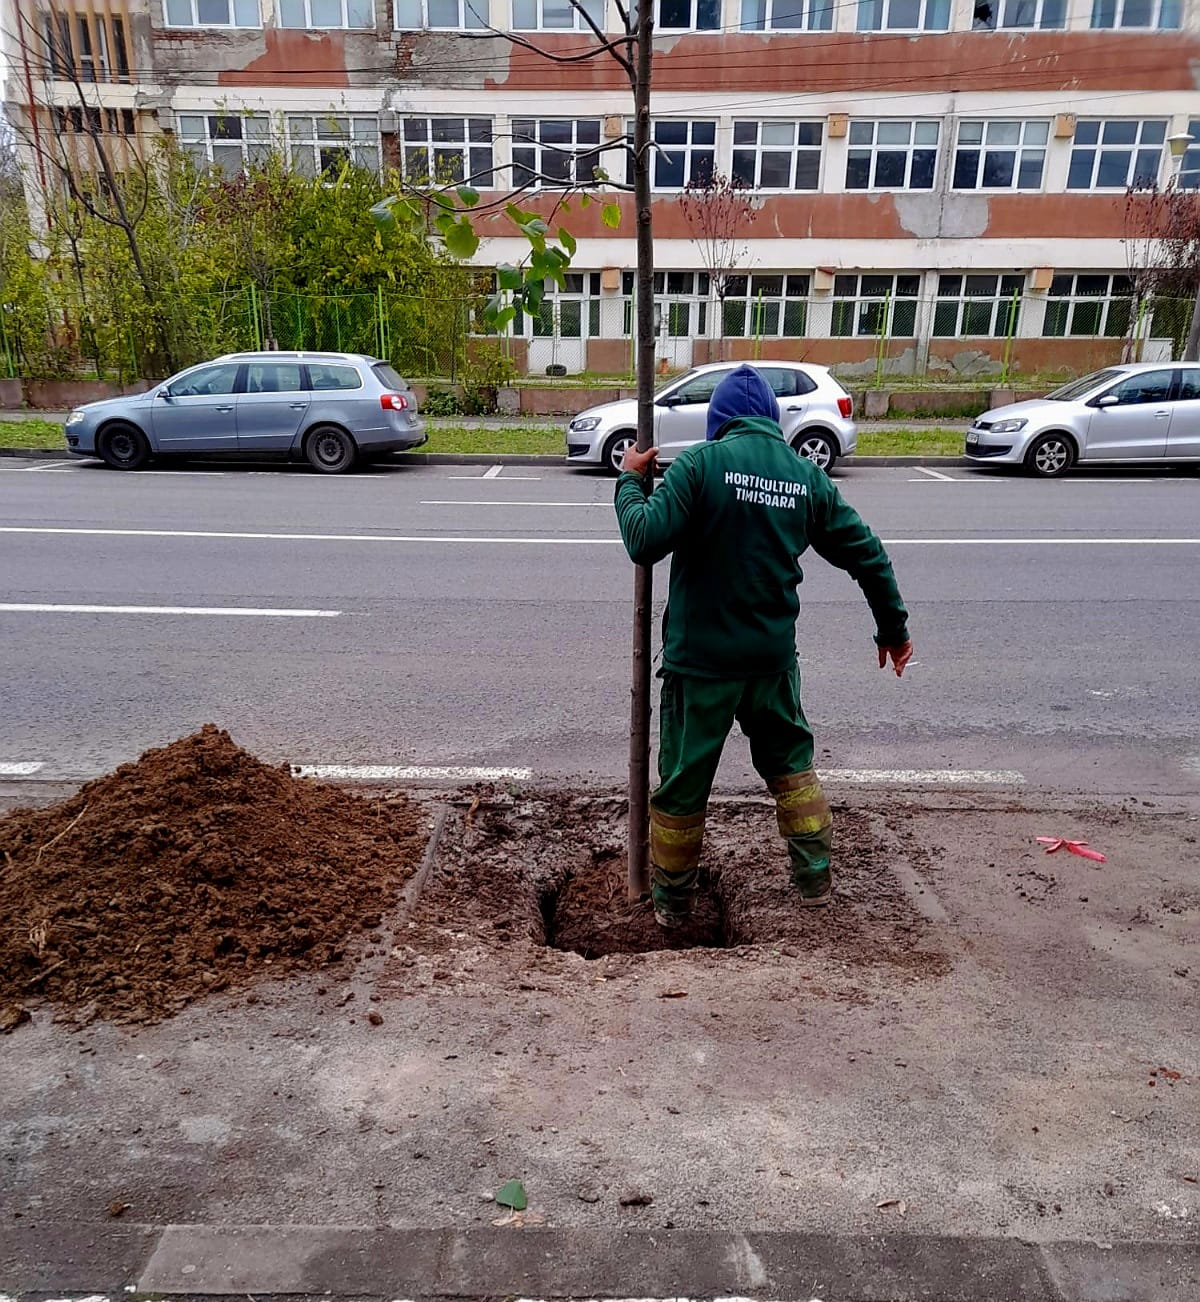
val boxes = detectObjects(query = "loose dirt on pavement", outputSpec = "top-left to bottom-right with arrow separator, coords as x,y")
0,725 -> 426,1026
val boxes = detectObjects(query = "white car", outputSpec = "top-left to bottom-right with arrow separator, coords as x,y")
565,361 -> 858,474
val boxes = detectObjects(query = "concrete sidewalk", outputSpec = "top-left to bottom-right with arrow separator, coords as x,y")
3,1222 -> 1198,1300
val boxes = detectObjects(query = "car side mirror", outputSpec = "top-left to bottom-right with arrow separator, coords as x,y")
156,386 -> 173,399
658,394 -> 683,408
1093,394 -> 1119,409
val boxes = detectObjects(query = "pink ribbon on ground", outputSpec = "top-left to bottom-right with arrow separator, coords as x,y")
1036,837 -> 1107,863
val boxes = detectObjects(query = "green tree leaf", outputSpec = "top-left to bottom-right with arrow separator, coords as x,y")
496,263 -> 524,291
601,203 -> 622,229
495,1179 -> 527,1211
456,184 -> 481,208
443,218 -> 480,260
558,227 -> 577,256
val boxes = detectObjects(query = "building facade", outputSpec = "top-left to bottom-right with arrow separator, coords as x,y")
3,0 -> 1199,375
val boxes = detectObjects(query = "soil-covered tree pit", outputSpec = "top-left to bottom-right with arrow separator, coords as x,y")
405,794 -> 944,973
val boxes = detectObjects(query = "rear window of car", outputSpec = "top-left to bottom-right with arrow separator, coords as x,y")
308,363 -> 362,392
372,363 -> 410,390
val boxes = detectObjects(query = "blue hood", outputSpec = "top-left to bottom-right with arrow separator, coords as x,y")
705,364 -> 780,440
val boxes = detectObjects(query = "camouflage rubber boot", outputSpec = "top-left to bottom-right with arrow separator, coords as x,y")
769,770 -> 834,907
648,806 -> 705,928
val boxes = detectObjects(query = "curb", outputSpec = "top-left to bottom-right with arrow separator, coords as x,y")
0,446 -> 970,468
2,1223 -> 1196,1300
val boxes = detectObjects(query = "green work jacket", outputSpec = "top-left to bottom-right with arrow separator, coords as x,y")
614,416 -> 909,679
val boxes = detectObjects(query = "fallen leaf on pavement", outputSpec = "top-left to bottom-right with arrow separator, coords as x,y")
0,1005 -> 31,1034
108,1200 -> 130,1218
1160,1068 -> 1182,1081
494,1178 -> 528,1211
876,1199 -> 908,1216
659,990 -> 688,999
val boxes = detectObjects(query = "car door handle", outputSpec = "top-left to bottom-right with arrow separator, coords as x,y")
1154,410 -> 1169,418
214,405 -> 233,413
786,405 -> 805,412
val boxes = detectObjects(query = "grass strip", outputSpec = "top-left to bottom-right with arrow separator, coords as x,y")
856,427 -> 962,457
0,420 -> 65,450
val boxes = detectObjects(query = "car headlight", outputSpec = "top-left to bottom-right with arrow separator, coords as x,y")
570,417 -> 601,432
989,418 -> 1028,434
65,410 -> 85,426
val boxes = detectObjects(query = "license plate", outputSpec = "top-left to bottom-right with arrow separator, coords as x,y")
966,432 -> 979,446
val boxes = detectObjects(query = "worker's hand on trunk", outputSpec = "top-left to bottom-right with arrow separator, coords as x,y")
622,445 -> 659,476
877,640 -> 914,677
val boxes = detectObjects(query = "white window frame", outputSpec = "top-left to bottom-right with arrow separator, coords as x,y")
278,0 -> 375,28
720,274 -> 811,338
399,116 -> 494,186
845,120 -> 939,192
394,0 -> 486,26
511,118 -> 604,188
652,0 -> 721,32
1180,118 -> 1200,190
177,113 -> 272,170
932,274 -> 1025,338
857,0 -> 949,30
286,114 -> 380,175
647,119 -> 716,191
621,271 -> 710,337
1042,273 -> 1135,338
951,119 -> 1048,191
739,0 -> 833,29
511,0 -> 605,29
1089,0 -> 1180,26
731,120 -> 823,191
829,273 -> 921,338
162,0 -> 261,28
1066,119 -> 1167,191
971,0 -> 1065,26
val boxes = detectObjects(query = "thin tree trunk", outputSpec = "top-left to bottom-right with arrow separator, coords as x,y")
627,5 -> 654,902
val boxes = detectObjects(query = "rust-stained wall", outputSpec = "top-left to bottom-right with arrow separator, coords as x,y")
486,30 -> 1200,94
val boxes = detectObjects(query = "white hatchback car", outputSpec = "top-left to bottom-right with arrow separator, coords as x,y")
565,361 -> 857,474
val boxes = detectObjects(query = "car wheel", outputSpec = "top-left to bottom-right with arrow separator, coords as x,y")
602,431 -> 637,475
306,425 -> 358,475
1024,432 -> 1074,478
97,422 -> 150,471
792,430 -> 837,474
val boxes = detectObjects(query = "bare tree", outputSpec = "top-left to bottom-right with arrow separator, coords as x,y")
1123,182 -> 1200,360
679,173 -> 756,361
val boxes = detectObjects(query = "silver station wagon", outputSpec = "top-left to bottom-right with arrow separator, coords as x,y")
64,351 -> 426,474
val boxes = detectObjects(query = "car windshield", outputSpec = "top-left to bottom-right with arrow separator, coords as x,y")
1045,369 -> 1124,401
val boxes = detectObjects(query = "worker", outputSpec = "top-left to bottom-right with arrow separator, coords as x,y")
614,363 -> 912,928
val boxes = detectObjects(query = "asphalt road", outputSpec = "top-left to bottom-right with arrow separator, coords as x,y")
1,454 -> 1199,796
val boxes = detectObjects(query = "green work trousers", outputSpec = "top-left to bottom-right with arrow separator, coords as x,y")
648,667 -> 833,914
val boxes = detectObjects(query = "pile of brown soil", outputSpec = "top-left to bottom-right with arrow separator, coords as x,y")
0,725 -> 426,1025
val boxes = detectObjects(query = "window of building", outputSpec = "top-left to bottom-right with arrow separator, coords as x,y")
846,121 -> 938,191
511,119 -> 603,187
731,121 -> 822,190
54,106 -> 137,137
933,274 -> 1024,337
1042,273 -> 1134,337
857,0 -> 949,29
1181,119 -> 1200,189
831,273 -> 920,337
177,114 -> 272,170
44,5 -> 133,73
399,117 -> 494,185
653,0 -> 721,28
740,0 -> 833,29
952,120 -> 1048,190
515,274 -> 603,339
164,0 -> 260,27
621,271 -> 710,336
650,121 -> 716,190
721,275 -> 811,337
394,0 -> 486,26
279,0 -> 374,27
512,0 -> 605,27
972,0 -> 1064,25
1090,0 -> 1180,26
1067,120 -> 1166,190
287,115 -> 379,174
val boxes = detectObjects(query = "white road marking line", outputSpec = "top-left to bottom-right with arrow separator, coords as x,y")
294,764 -> 533,781
482,464 -> 503,479
824,768 -> 1025,784
445,473 -> 542,480
0,761 -> 44,777
0,602 -> 341,617
1184,756 -> 1200,776
419,500 -> 602,508
16,461 -> 75,471
5,526 -> 1200,548
913,466 -> 955,481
